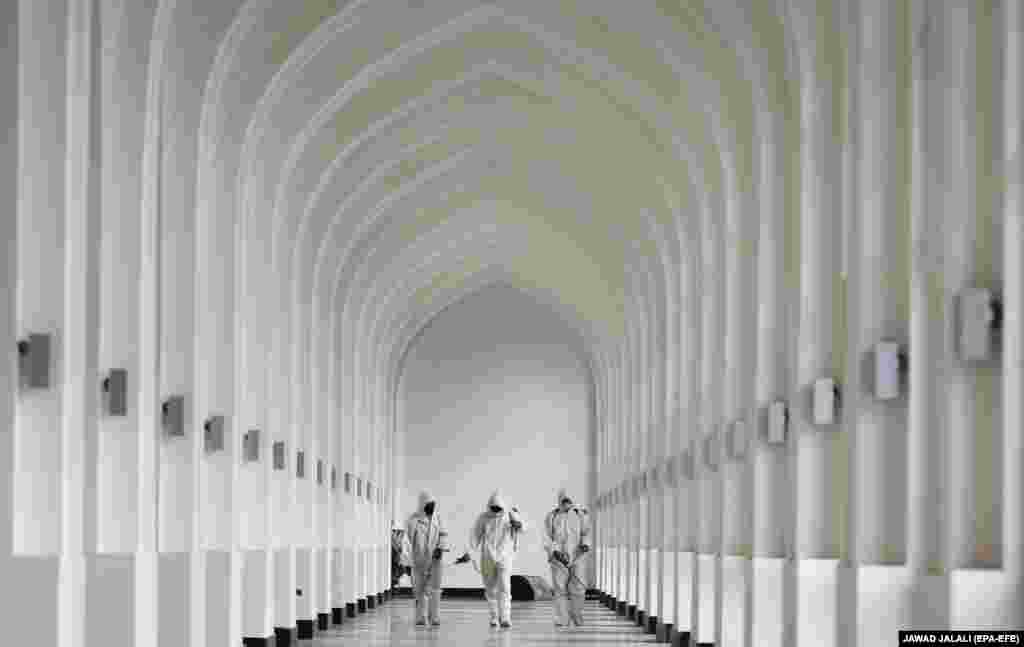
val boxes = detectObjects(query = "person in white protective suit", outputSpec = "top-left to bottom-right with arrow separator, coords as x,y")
469,490 -> 525,629
405,491 -> 450,626
543,488 -> 591,627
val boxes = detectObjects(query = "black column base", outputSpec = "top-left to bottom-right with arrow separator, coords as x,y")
296,619 -> 315,640
608,596 -> 617,610
273,627 -> 296,647
367,595 -> 376,609
317,613 -> 329,631
638,614 -> 655,634
358,598 -> 367,613
647,615 -> 659,634
346,602 -> 357,618
242,637 -> 276,647
332,607 -> 344,625
672,630 -> 691,647
696,643 -> 715,647
637,609 -> 646,627
656,622 -> 674,643
377,593 -> 384,606
617,600 -> 627,616
628,604 -> 637,620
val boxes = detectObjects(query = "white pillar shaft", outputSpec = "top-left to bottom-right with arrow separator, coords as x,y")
724,175 -> 756,558
60,2 -> 101,646
856,0 -> 911,565
907,0 -> 948,574
1003,0 -> 1024,585
946,1 -> 1005,570
754,108 -> 790,558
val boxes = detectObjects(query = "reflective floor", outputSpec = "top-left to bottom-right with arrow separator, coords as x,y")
308,598 -> 660,645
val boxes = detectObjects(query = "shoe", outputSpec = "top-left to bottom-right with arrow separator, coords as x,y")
500,621 -> 511,629
430,619 -> 441,626
415,619 -> 427,626
489,619 -> 498,628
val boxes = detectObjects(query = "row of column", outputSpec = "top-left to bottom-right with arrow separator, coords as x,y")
591,2 -> 1023,647
0,1 -> 400,646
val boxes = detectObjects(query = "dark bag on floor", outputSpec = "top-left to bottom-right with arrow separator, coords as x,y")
510,574 -> 554,601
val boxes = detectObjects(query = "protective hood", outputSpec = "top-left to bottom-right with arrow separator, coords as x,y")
487,490 -> 507,511
418,491 -> 437,513
556,488 -> 570,506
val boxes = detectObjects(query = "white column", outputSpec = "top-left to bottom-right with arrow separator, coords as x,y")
905,0 -> 951,632
0,4 -> 35,646
839,1 -> 863,644
854,4 -> 914,646
1002,0 -> 1024,625
945,0 -> 1006,581
855,0 -> 911,566
696,194 -> 723,645
60,1 -> 102,645
721,143 -> 757,647
789,1 -> 847,644
752,104 -> 791,647
676,248 -> 700,640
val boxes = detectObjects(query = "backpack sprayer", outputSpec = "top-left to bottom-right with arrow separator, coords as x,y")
551,548 -> 588,592
548,505 -> 590,591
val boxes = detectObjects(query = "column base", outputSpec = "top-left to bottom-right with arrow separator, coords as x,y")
647,615 -> 659,634
317,613 -> 329,631
367,595 -> 376,609
241,637 -> 276,647
671,629 -> 691,647
296,619 -> 315,640
332,607 -> 344,625
637,609 -> 647,627
628,604 -> 637,620
358,597 -> 367,613
273,627 -> 296,647
346,602 -> 357,618
656,622 -> 674,643
617,600 -> 627,616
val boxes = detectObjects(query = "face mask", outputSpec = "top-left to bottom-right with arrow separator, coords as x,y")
561,498 -> 572,508
424,502 -> 435,516
490,505 -> 503,514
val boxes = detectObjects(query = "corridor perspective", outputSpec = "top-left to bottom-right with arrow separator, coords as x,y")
1,0 -> 1023,646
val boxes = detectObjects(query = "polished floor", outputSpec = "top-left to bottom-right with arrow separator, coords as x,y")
308,597 -> 659,645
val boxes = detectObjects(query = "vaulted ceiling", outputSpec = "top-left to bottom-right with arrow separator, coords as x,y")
141,0 -> 843,400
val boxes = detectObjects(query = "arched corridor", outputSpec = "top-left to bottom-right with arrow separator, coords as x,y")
1,1 -> 1022,646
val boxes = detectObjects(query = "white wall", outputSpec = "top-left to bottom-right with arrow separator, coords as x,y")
398,286 -> 594,588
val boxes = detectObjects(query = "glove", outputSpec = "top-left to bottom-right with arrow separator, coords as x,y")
510,519 -> 522,531
552,550 -> 569,565
433,548 -> 443,560
454,553 -> 471,564
579,544 -> 590,553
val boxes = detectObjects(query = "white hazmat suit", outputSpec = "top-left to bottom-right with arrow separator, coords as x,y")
405,491 -> 449,625
543,488 -> 591,626
469,491 -> 525,628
